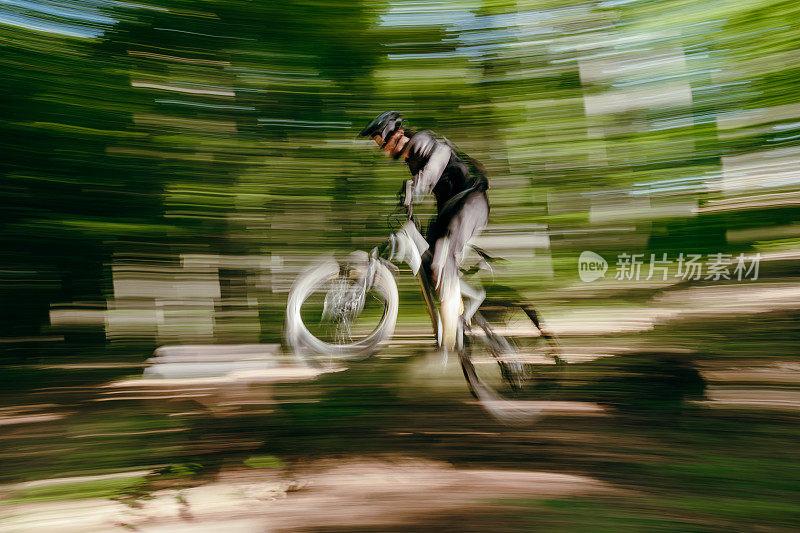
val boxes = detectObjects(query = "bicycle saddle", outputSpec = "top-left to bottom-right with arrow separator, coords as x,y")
470,245 -> 506,264
460,245 -> 507,277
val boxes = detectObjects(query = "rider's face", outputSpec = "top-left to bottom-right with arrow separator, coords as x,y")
375,129 -> 407,158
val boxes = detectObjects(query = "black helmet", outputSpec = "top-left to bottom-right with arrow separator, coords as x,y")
359,111 -> 404,146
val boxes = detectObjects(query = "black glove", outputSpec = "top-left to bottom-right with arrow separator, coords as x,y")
396,180 -> 408,207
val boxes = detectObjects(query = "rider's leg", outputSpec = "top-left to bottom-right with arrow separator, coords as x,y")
433,192 -> 489,351
435,238 -> 460,351
460,280 -> 485,324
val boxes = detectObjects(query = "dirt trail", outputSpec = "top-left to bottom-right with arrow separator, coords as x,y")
2,456 -> 618,532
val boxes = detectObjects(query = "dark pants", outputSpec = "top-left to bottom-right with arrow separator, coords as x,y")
423,191 -> 489,348
424,190 -> 489,283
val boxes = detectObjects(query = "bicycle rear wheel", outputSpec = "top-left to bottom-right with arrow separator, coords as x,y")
460,303 -> 563,424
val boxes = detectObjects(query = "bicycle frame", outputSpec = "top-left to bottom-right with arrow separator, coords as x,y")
363,179 -> 485,349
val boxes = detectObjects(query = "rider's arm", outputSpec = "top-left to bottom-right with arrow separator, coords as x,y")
408,142 -> 450,205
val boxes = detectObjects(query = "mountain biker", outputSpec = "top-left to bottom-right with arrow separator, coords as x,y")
359,111 -> 490,351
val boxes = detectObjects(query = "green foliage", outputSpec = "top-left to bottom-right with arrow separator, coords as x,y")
4,475 -> 146,504
243,454 -> 286,469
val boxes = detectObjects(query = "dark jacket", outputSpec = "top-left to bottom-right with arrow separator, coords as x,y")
404,130 -> 489,223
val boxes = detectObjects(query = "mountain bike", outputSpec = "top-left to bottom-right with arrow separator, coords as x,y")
285,180 -> 563,424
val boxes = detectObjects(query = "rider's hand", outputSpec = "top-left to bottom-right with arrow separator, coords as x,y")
396,181 -> 407,207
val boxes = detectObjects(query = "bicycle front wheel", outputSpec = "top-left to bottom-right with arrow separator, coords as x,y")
285,257 -> 399,366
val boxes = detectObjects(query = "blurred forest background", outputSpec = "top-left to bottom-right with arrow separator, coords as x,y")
4,0 -> 799,352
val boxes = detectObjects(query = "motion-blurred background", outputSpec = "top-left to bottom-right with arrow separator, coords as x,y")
1,0 -> 799,530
